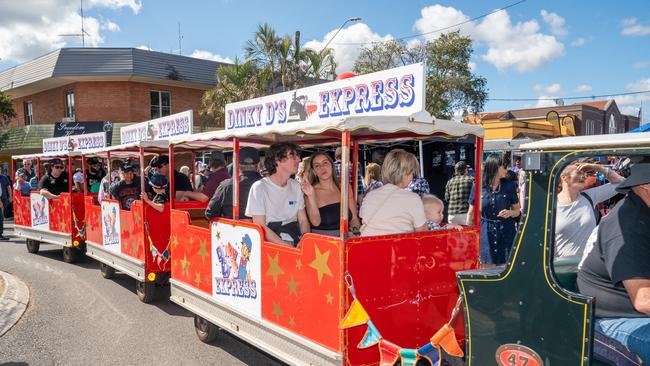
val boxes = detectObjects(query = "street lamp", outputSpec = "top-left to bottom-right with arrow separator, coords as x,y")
320,16 -> 362,54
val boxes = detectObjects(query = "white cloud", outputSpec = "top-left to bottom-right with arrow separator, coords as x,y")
535,96 -> 560,108
576,84 -> 592,92
411,5 -> 564,72
571,37 -> 586,47
620,105 -> 641,116
304,23 -> 393,73
540,10 -> 567,36
634,61 -> 650,69
189,50 -> 233,64
621,18 -> 650,36
102,19 -> 120,32
0,1 -> 139,63
534,83 -> 561,94
136,45 -> 153,51
613,78 -> 650,119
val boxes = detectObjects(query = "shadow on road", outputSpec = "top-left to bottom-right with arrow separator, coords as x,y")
0,362 -> 29,366
210,330 -> 287,366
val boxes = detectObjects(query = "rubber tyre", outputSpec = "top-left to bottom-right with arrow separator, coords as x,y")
136,280 -> 156,303
62,246 -> 79,263
194,315 -> 218,343
26,239 -> 40,254
100,263 -> 115,279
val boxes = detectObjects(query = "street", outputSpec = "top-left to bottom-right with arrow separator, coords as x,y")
0,225 -> 285,366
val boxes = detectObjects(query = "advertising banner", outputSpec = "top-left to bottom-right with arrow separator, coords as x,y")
225,63 -> 425,131
120,110 -> 193,144
53,121 -> 113,146
42,132 -> 107,153
101,201 -> 122,254
211,221 -> 262,318
30,194 -> 50,230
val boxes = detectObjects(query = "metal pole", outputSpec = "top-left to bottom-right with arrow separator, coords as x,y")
351,139 -> 359,202
82,156 -> 88,194
474,137 -> 483,227
339,131 -> 351,237
418,140 -> 425,177
169,145 -> 175,209
232,138 -> 240,219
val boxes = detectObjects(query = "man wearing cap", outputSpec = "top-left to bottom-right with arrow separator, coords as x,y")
445,161 -> 474,225
142,173 -> 169,213
110,163 -> 141,210
206,147 -> 262,220
578,163 -> 650,362
14,169 -> 31,197
72,172 -> 85,193
85,157 -> 105,193
198,152 -> 231,202
39,158 -> 69,200
148,155 -> 201,201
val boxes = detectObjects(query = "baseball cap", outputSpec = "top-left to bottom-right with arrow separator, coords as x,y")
15,168 -> 27,178
210,151 -> 226,166
87,157 -> 101,165
148,173 -> 168,188
73,172 -> 84,183
240,146 -> 260,165
149,155 -> 169,168
120,163 -> 135,172
50,158 -> 63,166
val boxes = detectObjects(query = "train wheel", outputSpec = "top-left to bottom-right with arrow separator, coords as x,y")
100,263 -> 115,279
62,246 -> 78,263
136,280 -> 156,303
26,239 -> 40,254
194,315 -> 218,343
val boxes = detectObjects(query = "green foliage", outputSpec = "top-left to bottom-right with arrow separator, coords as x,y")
353,31 -> 488,119
0,91 -> 16,149
201,23 -> 337,128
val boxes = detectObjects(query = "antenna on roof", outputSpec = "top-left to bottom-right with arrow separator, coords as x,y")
178,22 -> 183,55
58,0 -> 91,47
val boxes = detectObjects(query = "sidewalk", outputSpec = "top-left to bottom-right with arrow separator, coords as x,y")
0,219 -> 30,336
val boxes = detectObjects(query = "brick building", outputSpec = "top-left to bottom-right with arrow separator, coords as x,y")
465,100 -> 641,151
0,47 -> 226,164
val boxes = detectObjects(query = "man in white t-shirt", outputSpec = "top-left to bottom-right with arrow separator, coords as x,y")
245,142 -> 310,246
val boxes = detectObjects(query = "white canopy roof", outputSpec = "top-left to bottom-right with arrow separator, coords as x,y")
170,112 -> 483,149
13,150 -> 82,160
80,140 -> 170,158
521,131 -> 650,151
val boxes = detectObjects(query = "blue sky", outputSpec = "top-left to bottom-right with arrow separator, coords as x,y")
1,0 -> 649,122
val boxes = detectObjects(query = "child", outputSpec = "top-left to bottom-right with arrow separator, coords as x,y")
141,173 -> 168,213
72,172 -> 85,193
422,194 -> 463,231
14,169 -> 31,196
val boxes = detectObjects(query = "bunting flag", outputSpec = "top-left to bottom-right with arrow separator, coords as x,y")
358,320 -> 382,349
430,324 -> 464,357
340,272 -> 463,366
339,298 -> 370,328
145,221 -> 170,269
378,339 -> 401,366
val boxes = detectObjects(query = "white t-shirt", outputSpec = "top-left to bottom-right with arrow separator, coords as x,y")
245,177 -> 305,225
555,182 -> 619,258
359,183 -> 426,236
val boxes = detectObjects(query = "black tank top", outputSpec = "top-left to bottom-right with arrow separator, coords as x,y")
312,203 -> 352,231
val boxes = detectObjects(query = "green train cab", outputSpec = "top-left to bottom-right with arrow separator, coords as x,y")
458,131 -> 650,366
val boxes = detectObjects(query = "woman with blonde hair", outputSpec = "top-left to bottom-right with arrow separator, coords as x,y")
300,152 -> 360,236
359,149 -> 426,236
364,163 -> 383,193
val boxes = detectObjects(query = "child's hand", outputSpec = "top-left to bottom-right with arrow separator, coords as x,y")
446,224 -> 464,231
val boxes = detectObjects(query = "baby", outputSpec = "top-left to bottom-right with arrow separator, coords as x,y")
422,194 -> 463,231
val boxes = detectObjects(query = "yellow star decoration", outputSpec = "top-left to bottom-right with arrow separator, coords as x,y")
287,277 -> 299,297
197,239 -> 209,264
170,235 -> 179,251
181,253 -> 190,277
295,259 -> 302,270
62,197 -> 69,211
134,211 -> 141,225
189,236 -> 195,248
130,238 -> 138,257
266,252 -> 284,287
272,302 -> 282,321
194,272 -> 202,287
325,292 -> 334,305
289,316 -> 296,328
172,259 -> 177,269
309,244 -> 333,286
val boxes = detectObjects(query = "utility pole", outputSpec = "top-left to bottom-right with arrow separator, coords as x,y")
178,23 -> 182,55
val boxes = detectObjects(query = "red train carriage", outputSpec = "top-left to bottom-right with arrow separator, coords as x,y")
166,62 -> 484,366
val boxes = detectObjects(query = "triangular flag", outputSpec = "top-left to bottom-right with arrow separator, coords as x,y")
339,299 -> 370,329
399,348 -> 417,366
417,342 -> 441,365
358,320 -> 382,349
378,339 -> 400,366
430,324 -> 464,357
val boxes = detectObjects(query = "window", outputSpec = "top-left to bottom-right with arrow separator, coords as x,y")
608,115 -> 617,134
64,90 -> 75,119
24,101 -> 33,126
585,119 -> 595,135
150,90 -> 171,119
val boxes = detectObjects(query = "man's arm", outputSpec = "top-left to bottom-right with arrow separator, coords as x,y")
251,214 -> 285,244
623,279 -> 650,315
39,189 -> 58,200
297,208 -> 310,235
205,185 -> 226,220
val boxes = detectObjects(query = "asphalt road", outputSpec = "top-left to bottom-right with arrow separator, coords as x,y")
0,225 -> 285,366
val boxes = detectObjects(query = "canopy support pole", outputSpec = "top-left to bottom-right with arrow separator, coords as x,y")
339,131 -> 351,237
169,144 -> 175,209
232,138 -> 240,220
474,137 -> 483,227
419,140 -> 425,177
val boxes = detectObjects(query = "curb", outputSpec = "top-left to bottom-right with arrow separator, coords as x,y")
0,270 -> 30,336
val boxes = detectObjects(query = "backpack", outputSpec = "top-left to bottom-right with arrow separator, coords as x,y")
580,192 -> 602,225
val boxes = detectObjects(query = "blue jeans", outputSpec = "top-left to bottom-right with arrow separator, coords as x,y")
595,317 -> 650,362
0,204 -> 4,236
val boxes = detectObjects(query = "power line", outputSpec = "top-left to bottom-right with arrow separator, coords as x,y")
329,0 -> 527,46
488,89 -> 650,102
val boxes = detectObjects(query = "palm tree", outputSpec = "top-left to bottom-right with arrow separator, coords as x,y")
244,23 -> 279,92
303,48 -> 337,83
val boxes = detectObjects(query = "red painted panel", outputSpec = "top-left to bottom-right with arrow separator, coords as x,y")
344,228 -> 480,365
260,233 -> 343,352
13,195 -> 31,227
143,203 -> 171,274
49,193 -> 72,235
70,193 -> 86,244
84,196 -> 102,245
119,200 -> 145,261
170,209 -> 212,294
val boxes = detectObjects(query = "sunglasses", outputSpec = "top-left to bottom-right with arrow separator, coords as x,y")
284,151 -> 300,159
52,165 -> 64,169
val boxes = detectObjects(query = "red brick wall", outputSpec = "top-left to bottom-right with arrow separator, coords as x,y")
8,81 -> 206,127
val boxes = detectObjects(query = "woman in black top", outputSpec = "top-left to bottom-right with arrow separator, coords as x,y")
300,152 -> 360,236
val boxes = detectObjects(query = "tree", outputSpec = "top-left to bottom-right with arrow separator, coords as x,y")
0,91 -> 16,148
353,31 -> 487,119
